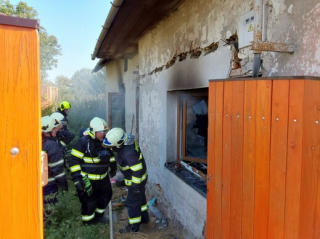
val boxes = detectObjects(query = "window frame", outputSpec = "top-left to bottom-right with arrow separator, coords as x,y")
176,89 -> 208,164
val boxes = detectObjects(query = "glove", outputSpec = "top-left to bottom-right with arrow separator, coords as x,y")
82,175 -> 93,196
97,150 -> 110,161
109,170 -> 116,178
74,179 -> 84,195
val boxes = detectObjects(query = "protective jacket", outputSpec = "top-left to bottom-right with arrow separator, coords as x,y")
69,135 -> 116,223
116,140 -> 149,230
42,137 -> 68,195
56,109 -> 75,145
69,135 -> 116,181
117,140 -> 147,189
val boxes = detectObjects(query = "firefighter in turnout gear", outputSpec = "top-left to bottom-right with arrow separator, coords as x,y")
50,112 -> 72,168
41,115 -> 68,205
69,117 -> 117,225
104,128 -> 149,233
55,101 -> 75,146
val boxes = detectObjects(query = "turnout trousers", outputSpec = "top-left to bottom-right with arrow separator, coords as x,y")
125,180 -> 149,231
79,176 -> 112,223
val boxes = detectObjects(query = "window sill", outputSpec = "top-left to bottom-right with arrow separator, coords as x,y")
164,162 -> 207,198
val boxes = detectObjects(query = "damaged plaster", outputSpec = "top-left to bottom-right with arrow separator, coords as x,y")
104,0 -> 320,238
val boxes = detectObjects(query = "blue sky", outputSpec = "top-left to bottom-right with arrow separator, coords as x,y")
10,0 -> 111,81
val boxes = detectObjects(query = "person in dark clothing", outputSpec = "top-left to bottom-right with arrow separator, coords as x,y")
56,101 -> 75,145
69,117 -> 117,225
41,115 -> 68,205
51,111 -> 73,169
104,128 -> 149,234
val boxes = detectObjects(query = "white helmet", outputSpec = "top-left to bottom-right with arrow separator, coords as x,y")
41,115 -> 60,133
88,117 -> 109,139
103,128 -> 128,148
50,112 -> 66,125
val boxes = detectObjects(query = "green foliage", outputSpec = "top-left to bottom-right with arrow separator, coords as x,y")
44,183 -> 110,239
41,104 -> 56,116
39,27 -> 61,80
0,0 -> 61,81
55,68 -> 107,145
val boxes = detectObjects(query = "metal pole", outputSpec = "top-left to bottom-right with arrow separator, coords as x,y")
109,201 -> 113,239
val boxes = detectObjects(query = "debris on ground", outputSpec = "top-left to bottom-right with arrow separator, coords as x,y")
110,179 -> 180,239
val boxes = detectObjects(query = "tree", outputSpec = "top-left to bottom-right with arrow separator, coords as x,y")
55,68 -> 107,141
0,0 -> 61,81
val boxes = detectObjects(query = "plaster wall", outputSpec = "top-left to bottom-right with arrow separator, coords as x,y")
106,0 -> 320,238
136,1 -> 245,238
260,0 -> 320,76
123,56 -> 140,134
105,59 -> 124,92
105,60 -> 124,125
138,0 -> 320,77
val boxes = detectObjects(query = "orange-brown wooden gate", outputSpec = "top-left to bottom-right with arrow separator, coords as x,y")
207,77 -> 320,239
0,15 -> 42,238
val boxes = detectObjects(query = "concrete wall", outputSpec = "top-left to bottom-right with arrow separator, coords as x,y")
105,59 -> 124,125
104,0 -> 320,238
260,0 -> 320,76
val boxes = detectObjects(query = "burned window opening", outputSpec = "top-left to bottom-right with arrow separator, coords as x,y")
164,162 -> 207,198
178,90 -> 208,165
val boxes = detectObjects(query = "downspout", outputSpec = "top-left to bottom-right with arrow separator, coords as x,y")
91,0 -> 124,60
252,0 -> 263,77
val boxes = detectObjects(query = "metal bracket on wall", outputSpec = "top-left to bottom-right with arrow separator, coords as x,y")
252,41 -> 295,53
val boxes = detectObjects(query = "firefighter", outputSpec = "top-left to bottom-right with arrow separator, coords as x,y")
41,115 -> 68,205
104,128 -> 149,233
50,112 -> 72,168
55,101 -> 75,145
69,117 -> 117,225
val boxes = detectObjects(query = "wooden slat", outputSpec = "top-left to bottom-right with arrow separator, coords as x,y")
0,24 -> 42,238
213,81 -> 224,239
253,80 -> 272,239
299,80 -> 320,239
222,81 -> 232,239
207,81 -> 216,239
230,81 -> 244,239
284,80 -> 304,239
242,80 -> 257,239
268,80 -> 289,239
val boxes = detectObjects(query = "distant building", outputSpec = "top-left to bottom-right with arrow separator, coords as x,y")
41,85 -> 58,109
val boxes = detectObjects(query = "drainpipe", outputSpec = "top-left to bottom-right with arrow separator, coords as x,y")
252,0 -> 263,77
91,0 -> 124,60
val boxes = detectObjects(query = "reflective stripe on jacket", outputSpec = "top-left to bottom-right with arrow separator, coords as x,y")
116,140 -> 147,188
69,135 -> 116,181
42,137 -> 68,191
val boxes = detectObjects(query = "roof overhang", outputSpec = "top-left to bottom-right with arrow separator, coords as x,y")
92,0 -> 186,72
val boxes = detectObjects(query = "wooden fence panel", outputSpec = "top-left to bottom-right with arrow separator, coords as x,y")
284,80 -> 304,239
242,80 -> 257,239
221,81 -> 232,239
213,81 -> 224,239
207,78 -> 320,239
253,80 -> 272,239
230,81 -> 244,239
207,81 -> 216,239
0,21 -> 42,239
268,80 -> 289,239
299,80 -> 320,239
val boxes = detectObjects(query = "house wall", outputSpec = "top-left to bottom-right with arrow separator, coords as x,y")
105,59 -> 124,125
123,56 -> 140,134
105,0 -> 320,238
